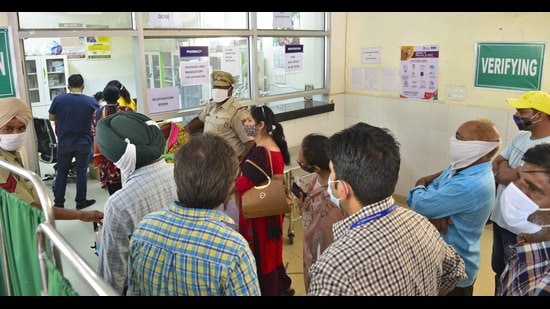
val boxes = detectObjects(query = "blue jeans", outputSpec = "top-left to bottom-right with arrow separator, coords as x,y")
491,222 -> 518,295
53,143 -> 92,205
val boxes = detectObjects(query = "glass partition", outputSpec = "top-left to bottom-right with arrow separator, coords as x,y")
257,36 -> 325,97
143,12 -> 248,29
18,12 -> 134,29
256,12 -> 325,30
143,37 -> 250,113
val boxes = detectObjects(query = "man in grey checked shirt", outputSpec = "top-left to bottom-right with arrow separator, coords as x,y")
95,112 -> 178,295
307,122 -> 467,296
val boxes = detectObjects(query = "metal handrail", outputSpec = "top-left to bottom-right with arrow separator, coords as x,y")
0,158 -> 116,296
0,157 -> 57,296
36,223 -> 118,296
0,159 -> 56,224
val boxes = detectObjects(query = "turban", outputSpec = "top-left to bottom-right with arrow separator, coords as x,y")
96,112 -> 165,167
0,97 -> 32,129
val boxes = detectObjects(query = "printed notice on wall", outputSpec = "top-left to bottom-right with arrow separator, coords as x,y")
382,68 -> 398,93
147,86 -> 180,113
273,12 -> 293,29
285,44 -> 303,73
362,47 -> 380,64
350,67 -> 363,90
365,68 -> 379,91
180,61 -> 209,86
222,46 -> 242,77
87,36 -> 111,59
399,44 -> 439,100
148,12 -> 175,27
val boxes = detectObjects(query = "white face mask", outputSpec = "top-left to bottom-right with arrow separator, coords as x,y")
211,89 -> 229,103
114,138 -> 137,184
327,178 -> 348,209
0,132 -> 27,151
449,136 -> 500,175
327,180 -> 341,208
500,182 -> 550,234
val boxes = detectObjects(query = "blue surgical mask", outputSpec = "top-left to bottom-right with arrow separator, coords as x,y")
513,112 -> 540,130
327,179 -> 342,208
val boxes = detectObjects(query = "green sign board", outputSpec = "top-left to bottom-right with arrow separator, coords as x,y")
0,29 -> 16,98
475,42 -> 545,91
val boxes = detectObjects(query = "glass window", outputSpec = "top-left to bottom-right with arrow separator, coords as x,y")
257,12 -> 325,30
257,36 -> 325,97
144,37 -> 250,113
18,12 -> 134,29
143,12 -> 248,29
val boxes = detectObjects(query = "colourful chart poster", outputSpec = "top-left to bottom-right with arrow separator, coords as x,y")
400,45 -> 439,100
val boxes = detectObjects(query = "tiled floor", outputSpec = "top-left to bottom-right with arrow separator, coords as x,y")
39,162 -> 496,296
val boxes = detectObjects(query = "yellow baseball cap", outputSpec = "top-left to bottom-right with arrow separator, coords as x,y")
211,70 -> 235,87
507,91 -> 550,115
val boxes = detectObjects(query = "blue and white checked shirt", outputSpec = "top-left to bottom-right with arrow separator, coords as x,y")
127,202 -> 261,296
498,241 -> 550,296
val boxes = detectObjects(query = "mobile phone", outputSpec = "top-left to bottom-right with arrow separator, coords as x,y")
291,182 -> 306,198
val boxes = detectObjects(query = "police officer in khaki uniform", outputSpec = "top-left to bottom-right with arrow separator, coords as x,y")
185,70 -> 255,162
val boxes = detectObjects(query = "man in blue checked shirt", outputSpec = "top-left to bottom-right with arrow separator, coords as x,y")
408,119 -> 501,296
127,134 -> 261,296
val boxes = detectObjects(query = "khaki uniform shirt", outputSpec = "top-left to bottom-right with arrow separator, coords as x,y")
0,149 -> 39,205
198,96 -> 254,156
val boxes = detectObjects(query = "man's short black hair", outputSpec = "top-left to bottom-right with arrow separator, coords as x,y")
68,74 -> 84,88
328,122 -> 401,206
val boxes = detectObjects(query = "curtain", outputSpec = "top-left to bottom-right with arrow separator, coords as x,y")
46,258 -> 78,296
0,188 -> 44,296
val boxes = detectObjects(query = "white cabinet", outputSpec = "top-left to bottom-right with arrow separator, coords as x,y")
145,51 -> 180,88
26,55 -> 68,107
162,51 -> 180,87
145,52 -> 162,89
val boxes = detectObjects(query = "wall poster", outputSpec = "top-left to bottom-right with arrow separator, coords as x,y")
400,44 -> 439,100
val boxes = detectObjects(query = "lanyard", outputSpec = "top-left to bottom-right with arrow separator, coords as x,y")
349,204 -> 397,230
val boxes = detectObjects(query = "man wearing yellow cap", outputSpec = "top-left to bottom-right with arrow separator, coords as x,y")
490,90 -> 550,295
185,70 -> 255,162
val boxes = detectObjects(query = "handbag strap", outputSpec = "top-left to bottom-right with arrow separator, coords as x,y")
245,159 -> 270,180
245,148 -> 274,179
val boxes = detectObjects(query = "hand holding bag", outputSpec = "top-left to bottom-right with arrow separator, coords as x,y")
241,151 -> 292,219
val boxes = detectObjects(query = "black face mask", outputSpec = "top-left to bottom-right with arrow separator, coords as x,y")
298,161 -> 316,173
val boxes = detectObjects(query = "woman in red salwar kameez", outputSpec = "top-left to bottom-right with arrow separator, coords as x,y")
235,105 -> 294,296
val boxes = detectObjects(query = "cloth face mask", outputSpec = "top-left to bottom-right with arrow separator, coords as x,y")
244,124 -> 257,136
449,136 -> 500,175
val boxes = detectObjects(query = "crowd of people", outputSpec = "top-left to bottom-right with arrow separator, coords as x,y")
1,69 -> 549,296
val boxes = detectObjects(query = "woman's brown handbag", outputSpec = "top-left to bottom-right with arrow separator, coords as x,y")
241,151 -> 293,219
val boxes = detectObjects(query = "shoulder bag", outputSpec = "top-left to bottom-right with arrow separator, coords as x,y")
241,150 -> 292,219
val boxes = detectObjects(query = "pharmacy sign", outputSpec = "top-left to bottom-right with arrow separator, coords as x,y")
475,42 -> 545,91
0,28 -> 16,98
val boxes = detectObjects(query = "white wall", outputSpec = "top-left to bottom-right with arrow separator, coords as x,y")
339,12 -> 548,199
0,12 -> 8,26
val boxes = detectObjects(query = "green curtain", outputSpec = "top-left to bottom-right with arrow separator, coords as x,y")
46,258 -> 78,296
0,188 -> 45,296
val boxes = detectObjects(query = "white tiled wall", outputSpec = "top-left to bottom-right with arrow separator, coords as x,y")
280,93 -> 517,199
